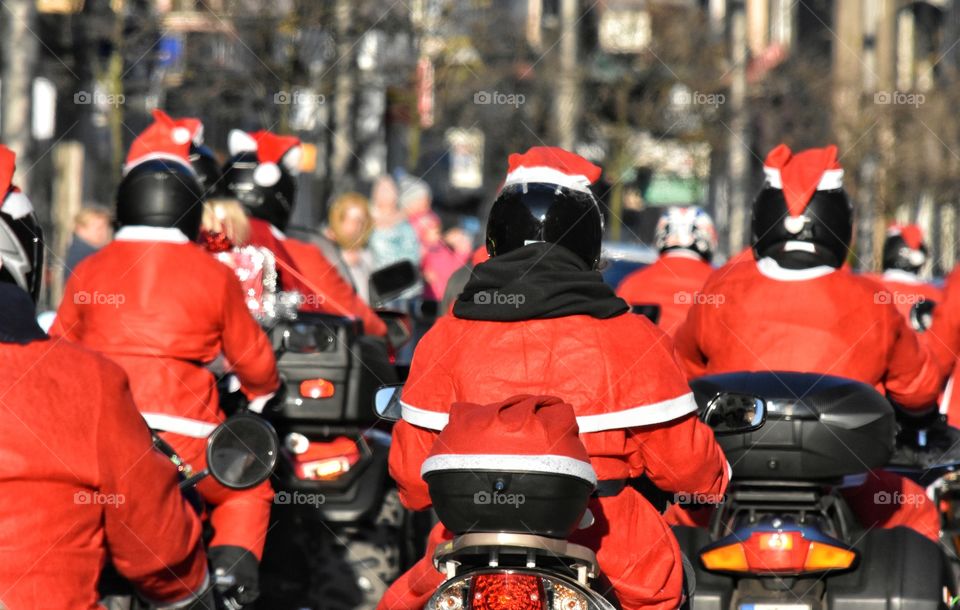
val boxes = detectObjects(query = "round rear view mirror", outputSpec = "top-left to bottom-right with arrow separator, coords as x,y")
206,413 -> 279,490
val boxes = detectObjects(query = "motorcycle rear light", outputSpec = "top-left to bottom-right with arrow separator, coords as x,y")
470,573 -> 545,610
701,529 -> 857,574
288,436 -> 361,481
299,378 -> 335,399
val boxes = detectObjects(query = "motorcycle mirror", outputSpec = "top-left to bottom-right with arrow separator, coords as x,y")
909,300 -> 936,333
205,413 -> 279,490
370,260 -> 419,305
701,393 -> 766,435
374,384 -> 404,422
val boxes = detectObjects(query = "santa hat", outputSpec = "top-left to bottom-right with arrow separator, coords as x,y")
124,109 -> 204,174
762,144 -> 844,235
420,395 -> 597,486
888,223 -> 926,266
228,129 -> 302,188
502,146 -> 602,194
0,146 -> 33,220
471,244 -> 490,266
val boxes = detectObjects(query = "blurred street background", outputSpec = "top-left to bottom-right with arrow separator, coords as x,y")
5,0 -> 960,306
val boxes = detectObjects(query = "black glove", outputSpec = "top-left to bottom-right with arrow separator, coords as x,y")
208,545 -> 260,609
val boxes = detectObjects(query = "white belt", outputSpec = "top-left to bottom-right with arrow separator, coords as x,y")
143,413 -> 218,439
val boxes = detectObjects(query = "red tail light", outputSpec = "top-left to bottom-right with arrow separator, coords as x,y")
287,436 -> 361,480
701,529 -> 857,574
470,573 -> 545,610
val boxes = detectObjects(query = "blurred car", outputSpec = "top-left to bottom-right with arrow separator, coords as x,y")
600,241 -> 659,288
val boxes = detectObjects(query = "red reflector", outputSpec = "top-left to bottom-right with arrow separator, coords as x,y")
742,531 -> 809,572
470,573 -> 545,610
300,378 -> 335,399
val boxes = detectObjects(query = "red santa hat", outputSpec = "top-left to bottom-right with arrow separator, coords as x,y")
228,129 -> 302,188
124,109 -> 204,174
501,146 -> 602,194
763,144 -> 844,234
888,223 -> 926,266
420,395 -> 597,486
0,145 -> 32,220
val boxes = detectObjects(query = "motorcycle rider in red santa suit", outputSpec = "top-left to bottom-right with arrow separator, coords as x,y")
220,129 -> 386,336
381,147 -> 731,610
866,224 -> 942,325
0,145 -> 214,610
51,122 -> 279,608
617,206 -> 717,336
673,144 -> 943,541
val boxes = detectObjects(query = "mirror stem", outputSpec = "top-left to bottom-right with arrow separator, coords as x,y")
179,470 -> 209,490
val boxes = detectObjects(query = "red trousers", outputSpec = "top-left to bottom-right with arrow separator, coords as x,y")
165,431 -> 275,559
380,490 -> 688,610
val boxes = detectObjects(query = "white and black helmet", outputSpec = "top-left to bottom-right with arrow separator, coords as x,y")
0,146 -> 43,302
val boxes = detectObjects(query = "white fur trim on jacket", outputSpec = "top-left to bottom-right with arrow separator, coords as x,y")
421,453 -> 598,485
401,392 -> 699,434
142,413 -> 218,438
756,257 -> 835,281
115,226 -> 190,243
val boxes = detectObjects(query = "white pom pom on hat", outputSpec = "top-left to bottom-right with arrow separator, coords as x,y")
253,162 -> 282,187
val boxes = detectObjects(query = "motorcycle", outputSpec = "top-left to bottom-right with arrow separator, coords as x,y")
371,383 -> 767,610
673,371 -> 959,610
99,413 -> 280,610
257,260 -> 425,610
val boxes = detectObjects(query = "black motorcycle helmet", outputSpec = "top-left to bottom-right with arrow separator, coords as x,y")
116,160 -> 204,240
221,151 -> 297,231
189,143 -> 221,197
751,187 -> 852,269
486,183 -> 603,268
882,227 -> 927,273
0,193 -> 43,303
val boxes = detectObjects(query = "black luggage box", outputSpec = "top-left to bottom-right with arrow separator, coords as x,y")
423,470 -> 593,539
270,313 -> 397,423
691,372 -> 896,481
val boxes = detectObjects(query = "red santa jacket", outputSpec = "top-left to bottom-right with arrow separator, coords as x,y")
283,237 -> 387,336
922,267 -> 960,424
674,257 -> 941,409
247,219 -> 386,336
863,269 -> 943,322
390,312 -> 729,608
0,303 -> 207,609
52,226 -> 279,457
617,252 -> 714,336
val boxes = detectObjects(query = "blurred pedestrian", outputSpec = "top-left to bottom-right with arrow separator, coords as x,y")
397,175 -> 440,255
63,205 -> 112,282
420,214 -> 469,301
322,192 -> 375,302
369,175 -> 421,268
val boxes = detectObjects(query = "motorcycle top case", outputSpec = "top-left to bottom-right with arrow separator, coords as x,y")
691,372 -> 896,481
423,469 -> 593,539
270,313 -> 397,423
